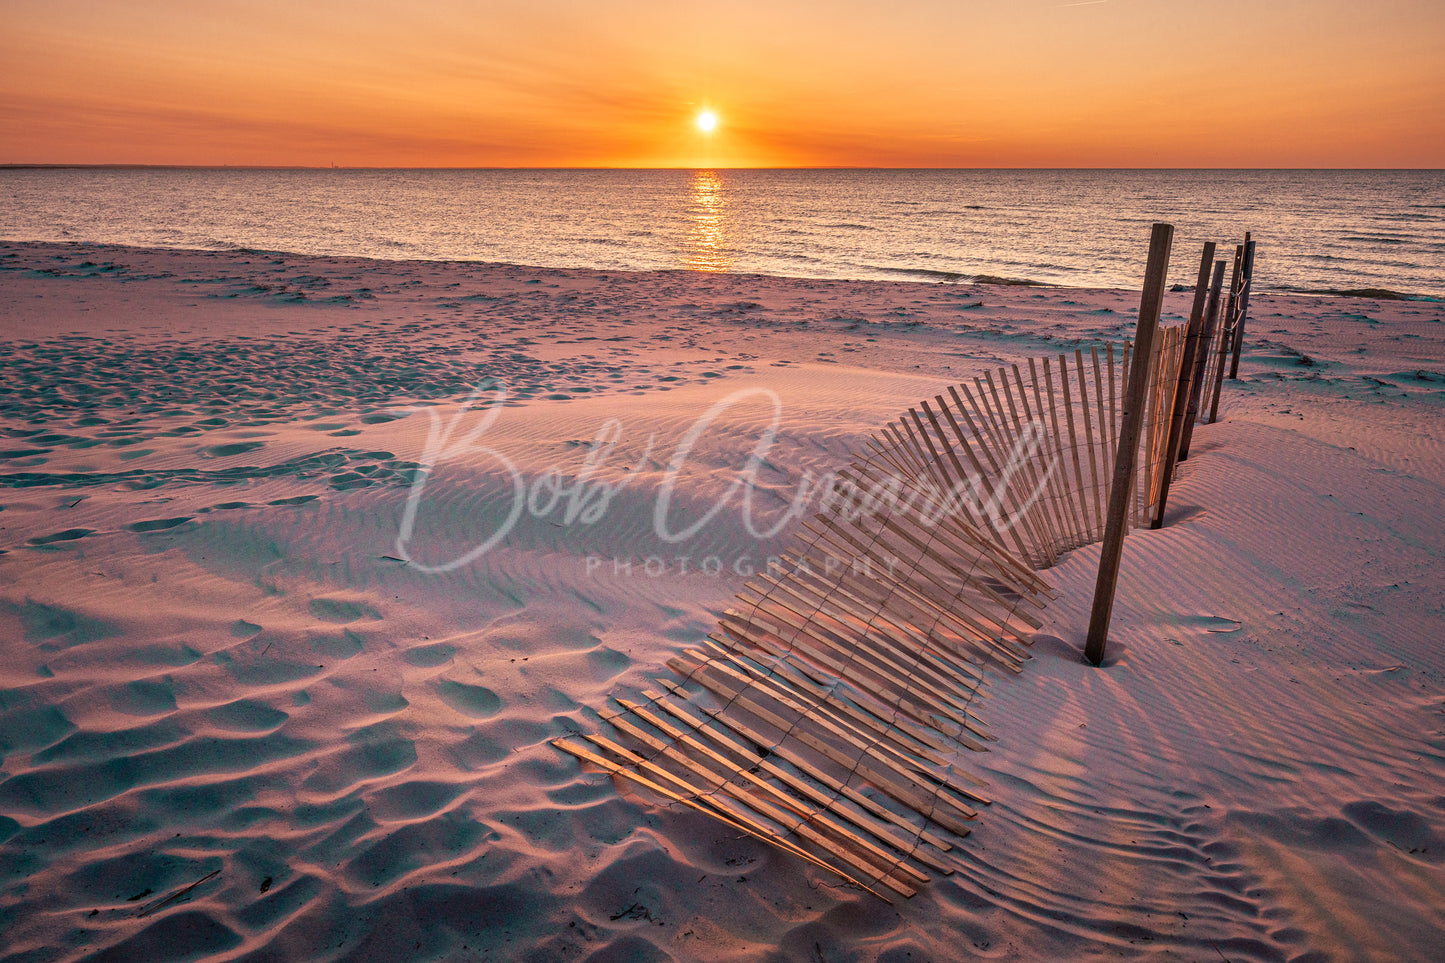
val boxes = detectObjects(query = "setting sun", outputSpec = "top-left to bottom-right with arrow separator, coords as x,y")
2,0 -> 1444,956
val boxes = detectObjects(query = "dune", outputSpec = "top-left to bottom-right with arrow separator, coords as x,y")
1,239 -> 1442,961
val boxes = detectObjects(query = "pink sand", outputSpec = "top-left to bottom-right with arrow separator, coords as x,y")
1,240 -> 1442,961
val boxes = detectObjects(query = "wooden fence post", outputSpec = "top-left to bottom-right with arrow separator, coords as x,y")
1207,245 -> 1245,424
1228,237 -> 1256,380
1150,241 -> 1215,529
1178,259 -> 1226,462
1084,223 -> 1173,667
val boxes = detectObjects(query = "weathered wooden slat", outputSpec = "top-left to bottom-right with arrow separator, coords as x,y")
931,392 -> 1042,563
918,399 -> 1010,552
552,738 -> 887,896
781,544 -> 1016,677
949,382 -> 1055,564
1033,357 -> 1085,549
629,693 -> 957,869
694,632 -> 954,766
618,696 -> 949,878
727,584 -> 988,725
599,704 -> 929,894
835,459 -> 1046,625
802,508 -> 1032,669
1180,259 -> 1227,460
720,602 -> 987,733
1208,245 -> 1246,423
845,444 -> 1051,599
586,731 -> 919,897
656,673 -> 982,842
1055,354 -> 1091,542
671,654 -> 987,834
735,555 -> 986,683
821,506 -> 1030,658
1229,235 -> 1255,380
798,507 -> 1019,653
1087,346 -> 1108,532
980,370 -> 1063,564
1001,366 -> 1073,559
732,570 -> 992,728
644,685 -> 961,857
673,648 -> 967,800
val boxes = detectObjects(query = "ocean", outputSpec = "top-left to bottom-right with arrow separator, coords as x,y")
2,168 -> 1442,297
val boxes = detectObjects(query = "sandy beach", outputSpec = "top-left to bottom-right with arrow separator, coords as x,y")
2,239 -> 1443,962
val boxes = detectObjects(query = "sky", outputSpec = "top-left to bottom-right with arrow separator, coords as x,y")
2,0 -> 1443,168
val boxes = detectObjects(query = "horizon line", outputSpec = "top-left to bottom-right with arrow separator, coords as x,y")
4,163 -> 1444,173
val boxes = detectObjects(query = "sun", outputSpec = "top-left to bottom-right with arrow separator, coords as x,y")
696,110 -> 718,133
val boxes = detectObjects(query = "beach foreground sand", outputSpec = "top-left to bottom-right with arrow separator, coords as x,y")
2,241 -> 1443,962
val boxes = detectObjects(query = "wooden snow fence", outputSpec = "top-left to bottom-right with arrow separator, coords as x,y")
555,330 -> 1192,901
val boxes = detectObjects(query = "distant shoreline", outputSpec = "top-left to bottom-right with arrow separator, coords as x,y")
3,237 -> 1439,303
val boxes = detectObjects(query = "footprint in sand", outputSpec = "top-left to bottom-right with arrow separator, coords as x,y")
267,495 -> 318,507
0,700 -> 77,755
205,441 -> 265,458
402,643 -> 456,668
308,598 -> 381,623
109,679 -> 178,716
436,680 -> 502,718
125,516 -> 193,533
1342,800 -> 1444,862
586,647 -> 631,681
207,698 -> 290,732
309,630 -> 366,659
365,780 -> 466,821
1177,614 -> 1243,634
0,448 -> 53,461
131,643 -> 202,667
27,528 -> 94,546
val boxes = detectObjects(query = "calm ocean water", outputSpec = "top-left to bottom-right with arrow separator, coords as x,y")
2,168 -> 1443,297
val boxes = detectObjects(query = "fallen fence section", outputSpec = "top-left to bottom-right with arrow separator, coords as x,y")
556,330 -> 1189,900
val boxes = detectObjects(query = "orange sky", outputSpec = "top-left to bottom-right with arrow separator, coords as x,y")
3,0 -> 1443,167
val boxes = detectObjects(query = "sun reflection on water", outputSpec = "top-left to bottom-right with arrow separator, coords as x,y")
682,169 -> 730,272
